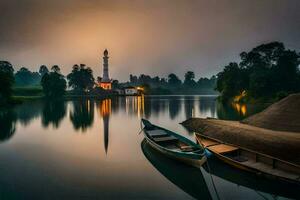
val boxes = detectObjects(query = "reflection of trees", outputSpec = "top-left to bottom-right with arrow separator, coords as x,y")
0,109 -> 16,142
14,101 -> 42,126
70,100 -> 94,132
42,100 -> 67,128
199,97 -> 217,118
151,97 -> 167,117
110,97 -> 119,114
143,97 -> 151,118
169,97 -> 181,119
184,96 -> 195,119
216,102 -> 245,120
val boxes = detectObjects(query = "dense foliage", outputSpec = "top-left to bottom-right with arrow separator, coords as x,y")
216,42 -> 300,102
67,64 -> 95,93
14,67 -> 41,86
0,61 -> 15,104
126,72 -> 217,94
41,66 -> 66,98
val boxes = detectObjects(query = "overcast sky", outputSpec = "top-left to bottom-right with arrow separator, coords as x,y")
0,0 -> 299,81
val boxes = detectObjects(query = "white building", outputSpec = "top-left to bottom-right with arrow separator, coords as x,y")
124,86 -> 138,95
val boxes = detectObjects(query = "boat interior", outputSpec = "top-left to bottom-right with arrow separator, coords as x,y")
146,129 -> 201,153
196,134 -> 300,182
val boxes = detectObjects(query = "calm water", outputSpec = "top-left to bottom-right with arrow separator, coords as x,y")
0,95 -> 297,200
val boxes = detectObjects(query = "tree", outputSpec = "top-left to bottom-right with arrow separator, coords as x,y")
67,64 -> 95,92
168,73 -> 182,88
51,65 -> 61,73
39,65 -> 49,77
129,74 -> 138,84
216,62 -> 248,101
41,66 -> 66,98
216,41 -> 300,101
0,61 -> 14,103
184,71 -> 196,87
112,80 -> 119,89
14,67 -> 41,86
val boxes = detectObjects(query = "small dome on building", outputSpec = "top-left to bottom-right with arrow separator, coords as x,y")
104,49 -> 108,56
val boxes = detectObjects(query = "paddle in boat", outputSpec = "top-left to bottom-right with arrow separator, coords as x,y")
195,133 -> 300,185
141,119 -> 206,168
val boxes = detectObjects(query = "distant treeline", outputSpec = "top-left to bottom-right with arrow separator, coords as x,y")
120,72 -> 217,95
0,60 -> 218,103
12,66 -> 218,95
1,41 -> 299,105
216,42 -> 300,102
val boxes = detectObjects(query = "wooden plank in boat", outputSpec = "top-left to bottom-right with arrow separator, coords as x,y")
177,142 -> 194,152
198,137 -> 219,148
153,136 -> 177,142
148,130 -> 168,136
207,144 -> 238,154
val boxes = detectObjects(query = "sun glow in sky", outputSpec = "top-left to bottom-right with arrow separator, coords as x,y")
0,0 -> 299,81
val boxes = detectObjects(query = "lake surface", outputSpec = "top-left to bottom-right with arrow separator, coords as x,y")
0,95 -> 297,199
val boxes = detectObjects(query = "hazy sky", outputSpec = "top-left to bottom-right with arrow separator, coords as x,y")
0,0 -> 299,81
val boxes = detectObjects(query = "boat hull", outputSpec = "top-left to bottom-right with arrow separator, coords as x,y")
144,136 -> 206,168
195,133 -> 300,185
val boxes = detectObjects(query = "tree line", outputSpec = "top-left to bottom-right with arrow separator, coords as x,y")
0,63 -> 97,103
216,42 -> 300,102
124,72 -> 217,94
0,61 -> 217,104
1,41 -> 298,104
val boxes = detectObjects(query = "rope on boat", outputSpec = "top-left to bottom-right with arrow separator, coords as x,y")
138,120 -> 144,135
205,158 -> 221,200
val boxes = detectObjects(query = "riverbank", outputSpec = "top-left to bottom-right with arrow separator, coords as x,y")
182,118 -> 300,165
181,93 -> 300,165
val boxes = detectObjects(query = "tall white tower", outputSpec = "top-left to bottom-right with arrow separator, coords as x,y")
100,49 -> 112,90
102,49 -> 110,82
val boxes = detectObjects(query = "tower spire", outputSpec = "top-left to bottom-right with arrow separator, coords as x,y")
99,49 -> 112,90
102,49 -> 110,82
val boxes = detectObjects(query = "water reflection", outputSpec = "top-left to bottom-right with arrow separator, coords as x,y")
169,97 -> 181,119
0,109 -> 16,142
141,140 -> 212,200
232,102 -> 247,116
199,97 -> 217,118
0,96 -> 292,199
42,100 -> 66,128
202,156 -> 299,199
0,96 -> 264,142
184,96 -> 195,119
99,99 -> 111,154
14,101 -> 42,126
70,100 -> 94,132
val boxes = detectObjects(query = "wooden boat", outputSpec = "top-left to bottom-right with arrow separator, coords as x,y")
202,156 -> 300,199
141,140 -> 212,200
141,119 -> 206,167
195,133 -> 300,184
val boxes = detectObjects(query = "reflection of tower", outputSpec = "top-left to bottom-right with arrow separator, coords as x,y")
99,49 -> 112,90
100,99 -> 112,154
